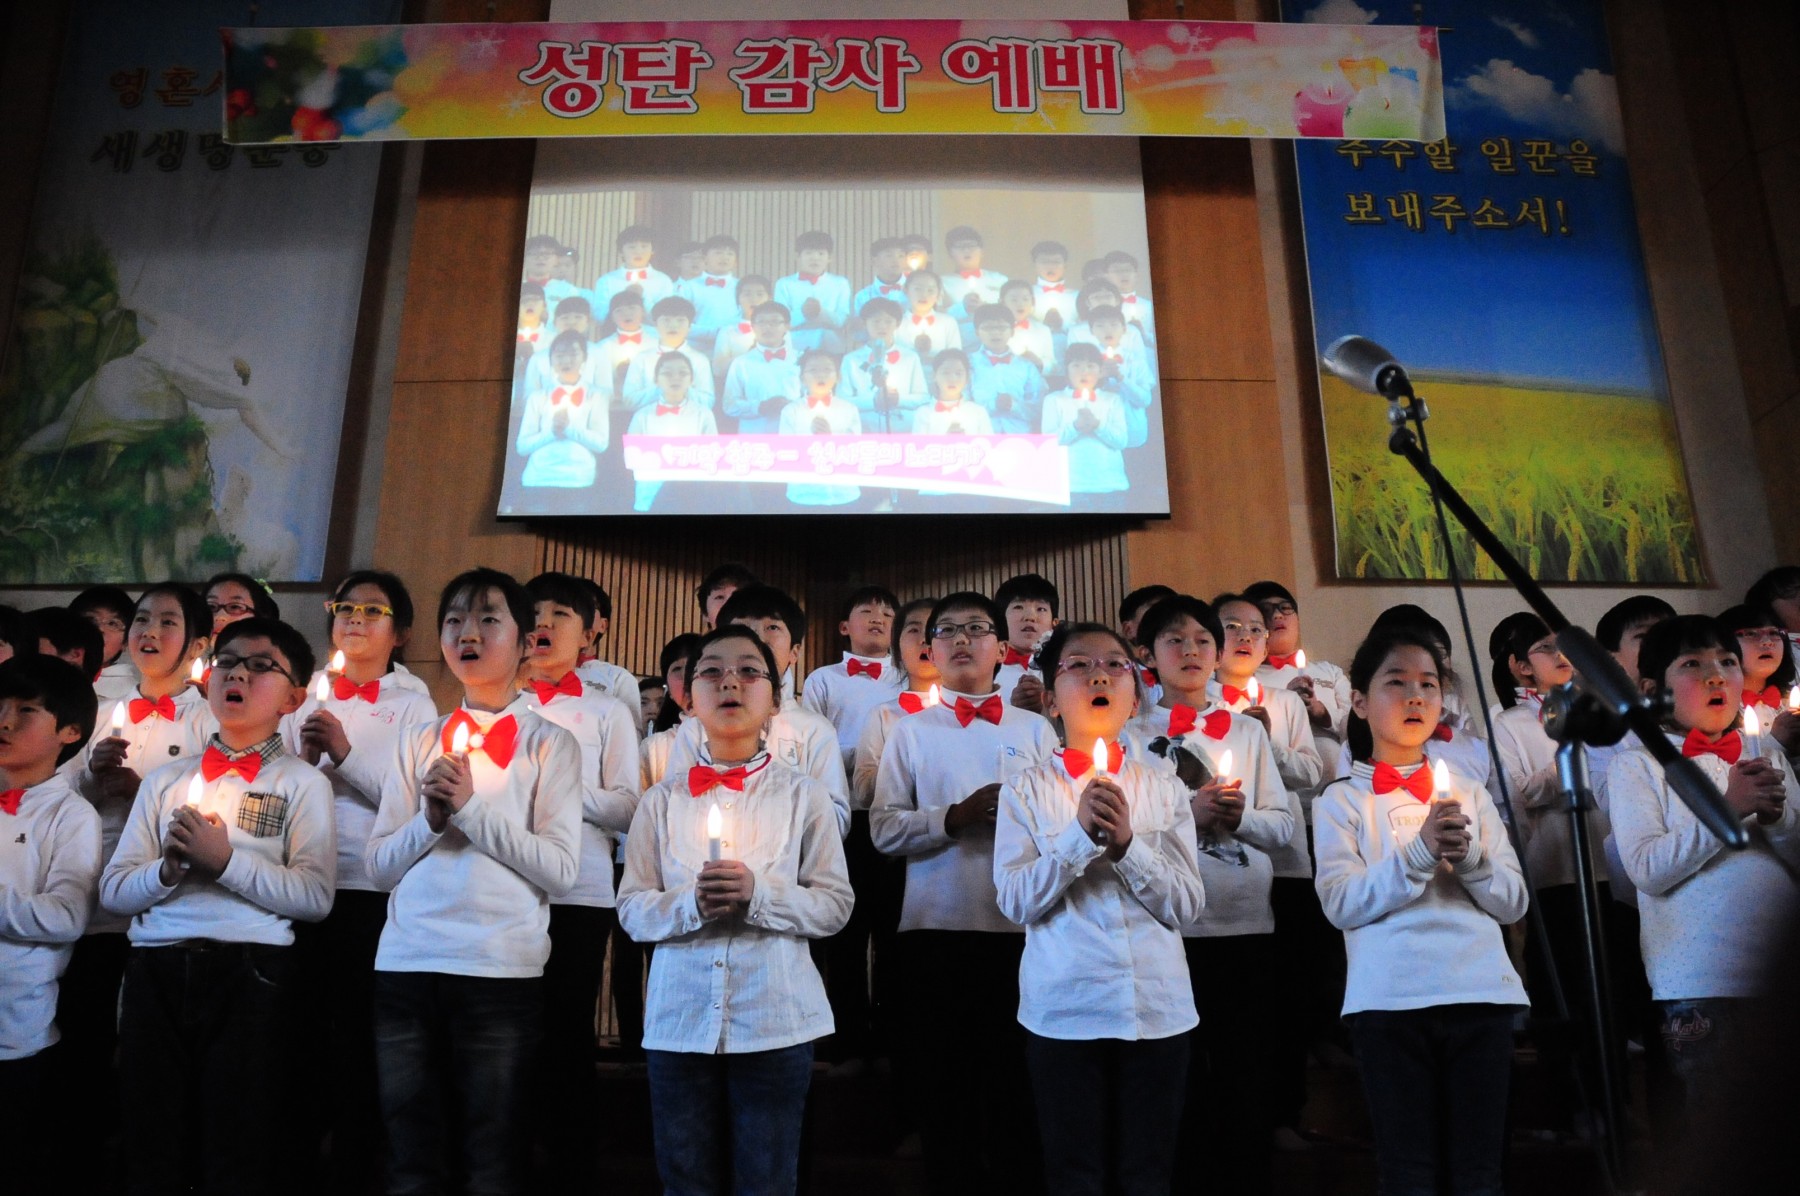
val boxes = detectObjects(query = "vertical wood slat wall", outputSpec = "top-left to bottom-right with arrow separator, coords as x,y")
688,189 -> 934,288
537,519 -> 1133,680
526,190 -> 644,293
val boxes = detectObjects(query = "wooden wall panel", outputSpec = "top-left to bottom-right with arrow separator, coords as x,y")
525,190 -> 645,294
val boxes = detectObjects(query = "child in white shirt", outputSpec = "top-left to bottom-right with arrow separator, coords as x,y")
773,229 -> 851,354
593,222 -> 674,314
594,291 -> 651,401
1030,240 -> 1078,332
516,330 -> 608,489
619,295 -> 714,414
1042,344 -> 1130,496
972,302 -> 1049,434
573,578 -> 644,733
911,349 -> 995,434
1000,280 -> 1058,376
70,585 -> 138,702
1104,249 -> 1156,346
618,625 -> 852,1195
710,274 -> 774,390
943,225 -> 1008,329
838,297 -> 927,433
626,353 -> 721,513
779,350 -> 862,507
681,233 -> 740,348
995,572 -> 1057,715
721,301 -> 800,435
900,270 -> 961,360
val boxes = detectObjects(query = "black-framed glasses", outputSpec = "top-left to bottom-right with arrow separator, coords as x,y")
930,620 -> 997,641
211,653 -> 299,684
207,600 -> 255,617
325,601 -> 396,620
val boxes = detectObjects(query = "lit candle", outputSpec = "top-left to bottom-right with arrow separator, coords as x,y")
1295,649 -> 1307,670
1216,749 -> 1233,783
1091,737 -> 1110,844
110,700 -> 127,735
925,683 -> 941,708
1789,684 -> 1800,715
450,722 -> 471,758
707,801 -> 723,862
189,657 -> 206,686
185,772 -> 204,809
1247,677 -> 1261,706
314,673 -> 330,704
1433,759 -> 1452,804
1744,706 -> 1762,761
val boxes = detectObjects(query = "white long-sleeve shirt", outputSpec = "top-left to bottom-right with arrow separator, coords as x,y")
523,682 -> 641,907
665,706 -> 851,837
1493,699 -> 1607,889
1,775 -> 101,1059
1607,738 -> 1800,1000
802,653 -> 905,777
994,757 -> 1202,1040
1124,702 -> 1293,937
618,754 -> 853,1053
366,699 -> 582,978
1314,761 -> 1528,1014
1258,654 -> 1352,810
1215,682 -> 1322,878
870,690 -> 1059,933
576,657 -> 646,734
101,740 -> 337,948
851,693 -> 934,812
280,672 -> 439,893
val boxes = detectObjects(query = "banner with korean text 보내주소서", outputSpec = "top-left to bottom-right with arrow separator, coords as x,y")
220,18 -> 1445,143
1288,0 -> 1702,585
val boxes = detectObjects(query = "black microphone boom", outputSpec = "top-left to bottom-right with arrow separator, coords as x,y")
1322,334 -> 1414,399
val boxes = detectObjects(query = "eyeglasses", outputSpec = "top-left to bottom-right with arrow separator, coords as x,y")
1260,601 -> 1298,618
692,664 -> 772,685
1738,628 -> 1787,644
1221,621 -> 1268,640
930,621 -> 998,641
211,653 -> 299,684
207,600 -> 254,618
1057,656 -> 1136,677
1526,641 -> 1565,658
325,601 -> 396,620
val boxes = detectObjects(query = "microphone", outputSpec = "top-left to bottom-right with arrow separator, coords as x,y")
1322,335 -> 1413,399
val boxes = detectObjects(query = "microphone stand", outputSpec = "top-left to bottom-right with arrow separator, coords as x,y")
1378,383 -> 1745,1193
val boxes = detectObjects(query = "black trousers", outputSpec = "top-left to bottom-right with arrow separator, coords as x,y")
296,888 -> 390,1192
54,931 -> 129,1189
1178,933 -> 1278,1195
1025,1032 -> 1189,1196
539,903 -> 616,1189
820,810 -> 903,1060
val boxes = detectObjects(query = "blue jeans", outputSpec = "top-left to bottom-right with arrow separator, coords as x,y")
373,972 -> 542,1196
645,1041 -> 815,1195
1347,1004 -> 1516,1196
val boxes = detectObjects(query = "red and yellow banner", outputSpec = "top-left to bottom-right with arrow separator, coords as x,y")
222,19 -> 1444,144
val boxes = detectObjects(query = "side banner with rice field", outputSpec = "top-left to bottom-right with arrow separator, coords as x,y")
1290,0 -> 1702,584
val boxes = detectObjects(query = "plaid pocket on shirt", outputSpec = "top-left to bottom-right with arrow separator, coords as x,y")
236,792 -> 290,838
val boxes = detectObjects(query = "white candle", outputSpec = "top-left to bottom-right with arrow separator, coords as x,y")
185,772 -> 204,809
450,722 -> 471,757
1295,649 -> 1307,670
314,673 -> 330,704
925,683 -> 941,708
330,649 -> 346,674
1433,759 -> 1453,804
1789,684 -> 1800,714
1091,737 -> 1110,780
110,700 -> 127,734
1744,707 -> 1763,761
1216,749 -> 1233,783
707,802 -> 723,862
1247,677 -> 1261,705
189,657 -> 206,685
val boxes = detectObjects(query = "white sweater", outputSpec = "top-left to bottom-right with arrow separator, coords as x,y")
366,699 -> 582,978
1607,738 -> 1800,1000
1,775 -> 102,1059
1215,681 -> 1321,878
1493,699 -> 1608,889
1314,761 -> 1529,1014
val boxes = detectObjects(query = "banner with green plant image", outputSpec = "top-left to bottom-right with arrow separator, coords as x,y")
0,0 -> 394,584
1290,0 -> 1703,584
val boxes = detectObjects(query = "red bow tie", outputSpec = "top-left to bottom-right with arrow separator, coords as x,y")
333,676 -> 380,703
879,283 -> 901,294
1001,645 -> 1033,668
1060,741 -> 1124,779
1220,684 -> 1258,707
799,272 -> 822,285
1745,687 -> 1782,710
1372,762 -> 1434,803
704,276 -> 728,287
688,764 -> 748,795
551,387 -> 584,407
953,695 -> 1004,727
655,403 -> 684,416
899,691 -> 928,714
517,329 -> 539,344
846,659 -> 883,680
1122,293 -> 1138,303
805,394 -> 832,410
879,349 -> 900,365
986,352 -> 1012,365
1074,388 -> 1097,402
959,269 -> 983,280
935,401 -> 961,412
1266,652 -> 1300,670
626,269 -> 648,282
129,694 -> 178,723
911,314 -> 934,326
736,322 -> 751,334
1430,723 -> 1454,742
200,745 -> 263,784
618,331 -> 643,344
1040,283 -> 1065,294
531,672 -> 584,704
763,348 -> 786,362
1682,729 -> 1742,765
1016,319 -> 1031,330
442,711 -> 520,769
1166,704 -> 1232,740
1138,666 -> 1158,687
0,788 -> 23,816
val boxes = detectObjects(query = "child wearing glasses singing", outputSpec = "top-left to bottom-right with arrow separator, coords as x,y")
871,592 -> 1059,1193
618,624 -> 852,1195
281,570 -> 438,1188
101,616 -> 335,1195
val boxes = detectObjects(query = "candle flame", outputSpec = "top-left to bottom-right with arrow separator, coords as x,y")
330,649 -> 346,673
1248,677 -> 1261,704
1745,706 -> 1761,738
1295,649 -> 1307,670
925,683 -> 940,707
1433,759 -> 1451,800
1092,736 -> 1108,776
1790,684 -> 1800,714
110,701 -> 127,732
450,723 -> 470,755
314,673 -> 330,703
189,657 -> 206,684
707,802 -> 723,837
1218,749 -> 1233,780
185,773 -> 204,808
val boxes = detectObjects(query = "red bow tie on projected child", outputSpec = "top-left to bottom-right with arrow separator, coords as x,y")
441,712 -> 520,769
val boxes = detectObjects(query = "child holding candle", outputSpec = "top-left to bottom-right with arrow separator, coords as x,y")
944,226 -> 1007,325
281,570 -> 437,1188
627,353 -> 721,514
1042,344 -> 1131,504
618,624 -> 853,1195
777,351 -> 863,508
70,585 -> 139,702
995,572 -> 1059,715
912,349 -> 995,438
871,591 -> 1060,1194
101,616 -> 336,1195
364,568 -> 582,1196
516,330 -> 608,489
998,283 -> 1057,376
722,301 -> 801,435
1606,615 -> 1800,1161
1125,594 -> 1293,1191
1314,624 -> 1528,1195
710,275 -> 776,389
0,656 -> 101,1194
1719,603 -> 1800,758
1030,241 -> 1077,333
902,270 -> 960,359
995,621 -> 1204,1196
620,295 -> 715,414
969,300 -> 1049,434
774,230 -> 852,355
519,570 -> 641,1189
852,597 -> 943,811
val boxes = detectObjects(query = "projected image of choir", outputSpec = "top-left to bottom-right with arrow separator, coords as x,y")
512,222 -> 1160,510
